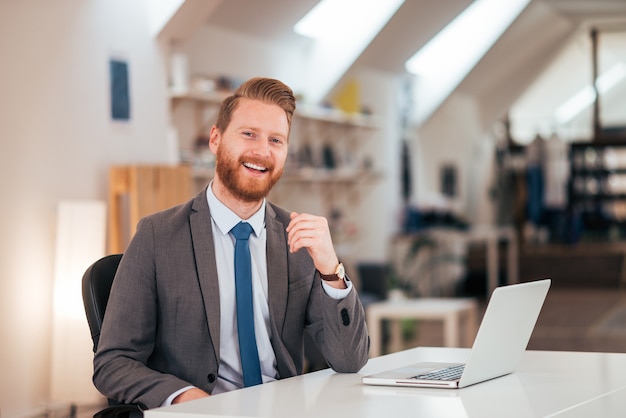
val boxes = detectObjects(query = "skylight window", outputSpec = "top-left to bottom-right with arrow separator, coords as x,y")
555,63 -> 626,124
294,0 -> 404,44
294,0 -> 404,105
405,0 -> 531,125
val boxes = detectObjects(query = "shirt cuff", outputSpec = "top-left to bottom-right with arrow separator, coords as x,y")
321,278 -> 352,299
162,386 -> 196,407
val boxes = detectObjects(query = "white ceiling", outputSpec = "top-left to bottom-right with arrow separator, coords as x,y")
196,0 -> 626,134
203,0 -> 626,69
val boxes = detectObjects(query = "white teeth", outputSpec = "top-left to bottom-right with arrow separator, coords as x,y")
243,162 -> 267,171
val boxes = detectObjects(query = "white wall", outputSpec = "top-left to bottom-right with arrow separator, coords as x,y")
348,69 -> 405,262
0,1 -> 171,416
413,92 -> 496,225
180,25 -> 311,95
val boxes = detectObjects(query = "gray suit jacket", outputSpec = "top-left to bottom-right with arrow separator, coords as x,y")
93,190 -> 369,409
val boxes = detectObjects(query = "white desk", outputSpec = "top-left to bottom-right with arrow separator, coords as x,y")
367,298 -> 478,357
145,347 -> 626,418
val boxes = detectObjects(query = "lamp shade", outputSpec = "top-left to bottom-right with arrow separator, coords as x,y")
50,200 -> 107,405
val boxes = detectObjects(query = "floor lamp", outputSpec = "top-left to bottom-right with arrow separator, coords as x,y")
50,200 -> 107,408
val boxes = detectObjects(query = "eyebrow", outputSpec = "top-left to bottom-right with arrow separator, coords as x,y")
239,125 -> 288,140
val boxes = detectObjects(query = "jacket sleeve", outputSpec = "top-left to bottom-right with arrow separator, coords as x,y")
305,273 -> 370,373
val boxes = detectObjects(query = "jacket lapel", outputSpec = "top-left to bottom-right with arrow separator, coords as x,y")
189,190 -> 221,364
265,203 -> 289,337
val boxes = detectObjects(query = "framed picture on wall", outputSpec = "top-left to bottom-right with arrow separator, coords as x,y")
441,163 -> 458,198
109,57 -> 131,121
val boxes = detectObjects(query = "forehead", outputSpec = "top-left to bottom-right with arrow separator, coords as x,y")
229,98 -> 289,136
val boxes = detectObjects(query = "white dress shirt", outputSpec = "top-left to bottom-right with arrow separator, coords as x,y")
207,186 -> 277,393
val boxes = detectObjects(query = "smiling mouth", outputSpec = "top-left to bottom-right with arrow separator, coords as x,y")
243,162 -> 268,172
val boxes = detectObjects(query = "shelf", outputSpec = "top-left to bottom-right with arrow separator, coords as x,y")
191,167 -> 382,184
295,105 -> 381,129
281,168 -> 382,183
572,169 -> 626,175
191,167 -> 215,179
571,140 -> 626,149
572,194 -> 626,201
169,88 -> 381,129
169,89 -> 228,105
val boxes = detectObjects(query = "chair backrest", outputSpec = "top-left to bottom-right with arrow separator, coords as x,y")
82,254 -> 123,353
356,262 -> 389,301
82,254 -> 145,412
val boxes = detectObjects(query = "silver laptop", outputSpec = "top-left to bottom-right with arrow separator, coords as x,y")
362,279 -> 551,389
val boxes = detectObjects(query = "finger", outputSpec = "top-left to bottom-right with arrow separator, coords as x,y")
288,218 -> 322,245
287,214 -> 320,239
289,235 -> 306,253
288,224 -> 316,250
288,220 -> 326,245
286,211 -> 300,233
289,234 -> 323,255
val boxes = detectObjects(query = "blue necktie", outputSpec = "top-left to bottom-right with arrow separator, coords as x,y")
231,221 -> 263,387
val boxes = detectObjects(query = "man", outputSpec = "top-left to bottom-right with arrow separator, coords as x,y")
93,77 -> 369,410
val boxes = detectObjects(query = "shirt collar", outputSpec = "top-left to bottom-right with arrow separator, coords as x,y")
206,182 -> 266,237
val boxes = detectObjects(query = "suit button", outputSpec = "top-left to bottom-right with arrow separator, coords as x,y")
341,308 -> 350,326
207,373 -> 216,383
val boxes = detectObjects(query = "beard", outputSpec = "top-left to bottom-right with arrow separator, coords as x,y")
215,146 -> 284,202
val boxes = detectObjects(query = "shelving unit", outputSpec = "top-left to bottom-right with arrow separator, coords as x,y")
569,141 -> 626,240
169,90 -> 226,138
169,88 -> 385,254
169,89 -> 225,164
169,88 -> 384,190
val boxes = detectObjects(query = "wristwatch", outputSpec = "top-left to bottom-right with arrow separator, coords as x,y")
319,262 -> 345,281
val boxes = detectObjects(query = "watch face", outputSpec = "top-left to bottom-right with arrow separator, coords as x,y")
336,263 -> 345,279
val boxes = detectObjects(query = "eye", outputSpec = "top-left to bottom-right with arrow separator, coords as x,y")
270,137 -> 284,145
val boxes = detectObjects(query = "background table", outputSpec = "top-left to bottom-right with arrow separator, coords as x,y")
366,298 -> 479,357
465,225 -> 518,295
145,347 -> 626,418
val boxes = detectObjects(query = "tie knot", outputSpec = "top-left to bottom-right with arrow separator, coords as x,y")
231,221 -> 253,241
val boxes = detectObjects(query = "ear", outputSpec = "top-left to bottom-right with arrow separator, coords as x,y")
208,125 -> 220,153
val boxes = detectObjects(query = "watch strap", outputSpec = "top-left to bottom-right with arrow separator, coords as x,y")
319,271 -> 342,281
318,262 -> 344,281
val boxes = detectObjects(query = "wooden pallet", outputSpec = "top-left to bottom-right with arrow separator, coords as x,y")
108,165 -> 192,253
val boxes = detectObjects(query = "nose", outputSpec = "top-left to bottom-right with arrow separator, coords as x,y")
250,136 -> 271,156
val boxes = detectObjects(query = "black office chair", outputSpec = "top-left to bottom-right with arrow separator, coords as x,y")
82,254 -> 143,418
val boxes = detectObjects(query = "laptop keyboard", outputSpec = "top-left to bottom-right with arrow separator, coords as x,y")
414,364 -> 465,381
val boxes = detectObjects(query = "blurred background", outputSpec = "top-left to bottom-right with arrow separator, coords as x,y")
1,0 -> 626,416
